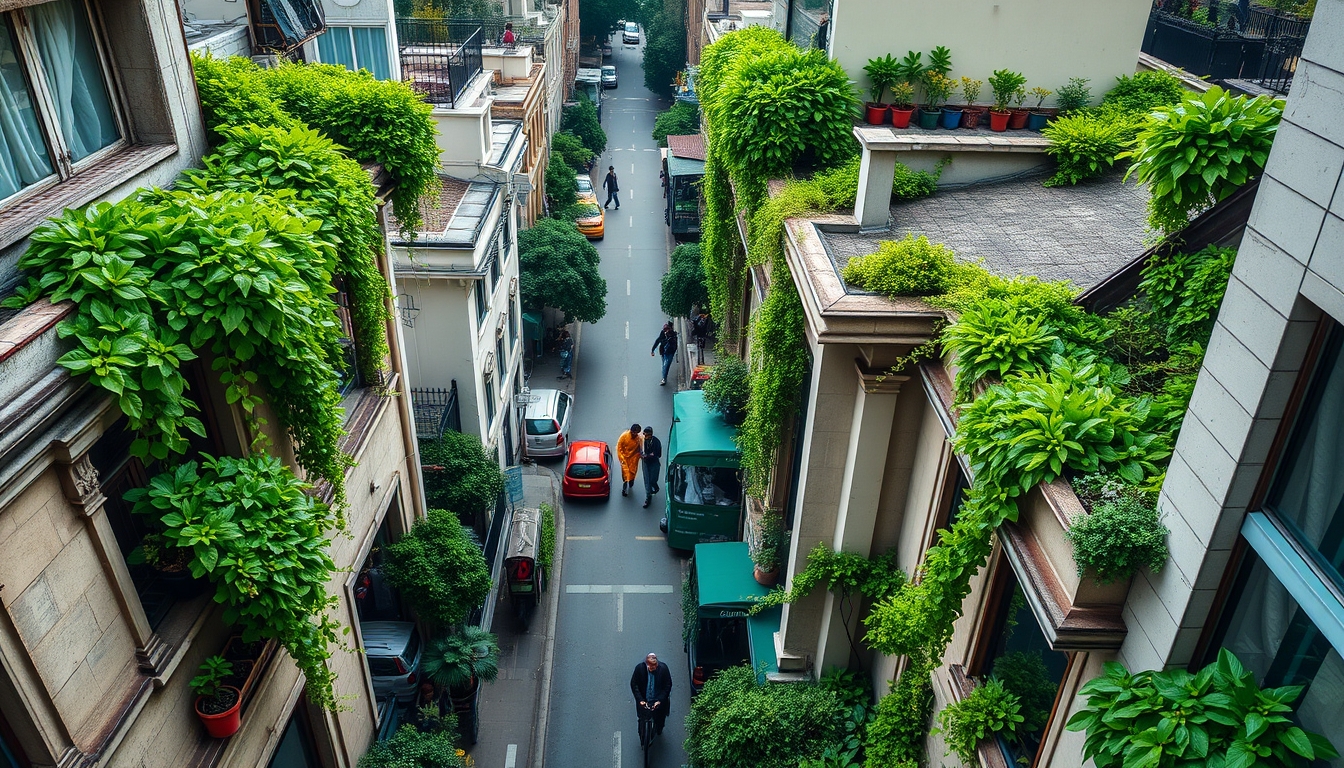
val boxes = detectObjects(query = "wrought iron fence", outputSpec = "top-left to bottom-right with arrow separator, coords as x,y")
1242,5 -> 1309,93
396,19 -> 484,107
411,383 -> 462,440
1141,1 -> 1310,93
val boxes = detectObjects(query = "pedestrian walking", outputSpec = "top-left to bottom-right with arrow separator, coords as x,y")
640,426 -> 662,508
603,165 -> 621,209
691,312 -> 713,364
617,423 -> 643,497
651,322 -> 678,386
557,329 -> 574,379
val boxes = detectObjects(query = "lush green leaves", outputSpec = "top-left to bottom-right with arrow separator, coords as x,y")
1042,110 -> 1140,186
1055,77 -> 1093,113
701,353 -> 750,420
518,218 -> 608,323
419,431 -> 506,518
660,243 -> 708,317
1102,70 -> 1188,114
359,725 -> 467,768
1067,474 -> 1169,583
652,102 -> 701,147
383,509 -> 492,631
639,0 -> 687,97
551,130 -> 595,172
863,668 -> 931,768
936,678 -> 1025,765
421,625 -> 500,690
562,98 -> 607,156
1140,245 -> 1237,345
842,234 -> 958,298
753,543 -> 907,613
545,155 -> 579,209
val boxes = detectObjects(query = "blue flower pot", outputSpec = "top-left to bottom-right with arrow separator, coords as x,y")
940,108 -> 963,129
1027,111 -> 1050,131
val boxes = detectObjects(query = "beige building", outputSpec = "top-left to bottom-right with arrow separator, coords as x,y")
489,45 -> 550,226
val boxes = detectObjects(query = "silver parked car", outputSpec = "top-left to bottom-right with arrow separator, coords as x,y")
362,621 -> 422,702
622,21 -> 639,44
525,388 -> 574,458
601,65 -> 618,89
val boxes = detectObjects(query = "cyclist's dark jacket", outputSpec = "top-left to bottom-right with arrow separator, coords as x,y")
630,661 -> 672,715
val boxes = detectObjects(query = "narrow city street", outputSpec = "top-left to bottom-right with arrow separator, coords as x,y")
541,35 -> 694,768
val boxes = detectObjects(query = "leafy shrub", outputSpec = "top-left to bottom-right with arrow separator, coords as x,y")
551,130 -> 594,172
419,431 -> 506,518
518,218 -> 608,323
384,509 -> 492,631
539,503 -> 556,579
842,235 -> 958,297
359,725 -> 466,768
1066,475 -> 1168,583
892,159 -> 944,200
545,155 -> 579,209
660,243 -> 708,317
1123,87 -> 1282,233
1139,244 -> 1237,344
1067,649 -> 1339,768
641,0 -> 687,96
864,671 -> 932,768
702,354 -> 750,420
652,101 -> 700,147
935,678 -> 1024,766
753,543 -> 907,612
191,54 -> 296,141
421,625 -> 500,690
562,97 -> 607,155
988,69 -> 1026,111
943,297 -> 1061,397
811,157 -> 861,208
1101,70 -> 1187,114
685,665 -> 847,768
1042,111 -> 1137,186
991,652 -> 1058,733
1055,77 -> 1092,113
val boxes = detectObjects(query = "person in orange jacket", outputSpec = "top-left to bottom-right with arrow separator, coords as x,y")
616,423 -> 643,497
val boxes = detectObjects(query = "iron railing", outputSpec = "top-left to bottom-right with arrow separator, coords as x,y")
410,383 -> 462,440
1242,5 -> 1309,93
397,19 -> 484,107
1141,1 -> 1310,93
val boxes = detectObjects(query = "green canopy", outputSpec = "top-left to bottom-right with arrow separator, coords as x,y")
667,154 -> 705,179
694,542 -> 771,610
748,605 -> 782,681
670,391 -> 740,468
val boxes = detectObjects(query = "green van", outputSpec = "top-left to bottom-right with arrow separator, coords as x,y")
685,542 -> 781,693
663,391 -> 743,550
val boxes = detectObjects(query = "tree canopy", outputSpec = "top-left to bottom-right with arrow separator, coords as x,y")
638,0 -> 687,97
652,102 -> 700,148
519,219 -> 608,323
660,243 -> 708,317
383,509 -> 492,631
419,431 -> 506,518
562,99 -> 607,156
546,155 -> 578,209
580,0 -> 634,39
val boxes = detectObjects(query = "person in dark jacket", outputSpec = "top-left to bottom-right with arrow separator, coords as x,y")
630,652 -> 672,735
603,165 -> 620,209
651,322 -> 678,386
640,426 -> 662,508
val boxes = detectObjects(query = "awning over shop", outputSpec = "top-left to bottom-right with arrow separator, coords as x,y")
670,391 -> 739,469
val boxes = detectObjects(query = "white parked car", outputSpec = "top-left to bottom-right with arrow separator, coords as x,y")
525,388 -> 574,458
601,65 -> 618,89
622,21 -> 639,44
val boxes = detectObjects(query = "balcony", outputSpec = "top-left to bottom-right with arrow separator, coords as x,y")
397,19 -> 484,108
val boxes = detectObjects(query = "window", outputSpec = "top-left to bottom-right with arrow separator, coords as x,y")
508,306 -> 518,348
567,462 -> 604,479
333,275 -> 363,395
496,335 -> 507,376
315,26 -> 391,80
556,392 -> 570,427
475,278 -> 487,325
670,465 -> 741,507
268,706 -> 323,768
489,244 -> 501,290
354,514 -> 402,623
0,0 -> 121,203
484,374 -> 495,428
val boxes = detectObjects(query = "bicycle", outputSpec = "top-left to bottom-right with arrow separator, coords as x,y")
637,703 -> 658,767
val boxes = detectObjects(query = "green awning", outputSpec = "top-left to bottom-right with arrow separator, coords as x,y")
670,391 -> 739,468
667,154 -> 705,178
748,604 -> 781,682
694,542 -> 771,609
522,310 -> 543,339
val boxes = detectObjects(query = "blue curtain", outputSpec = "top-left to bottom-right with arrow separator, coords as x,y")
353,27 -> 390,80
29,0 -> 119,162
317,26 -> 355,70
0,18 -> 52,200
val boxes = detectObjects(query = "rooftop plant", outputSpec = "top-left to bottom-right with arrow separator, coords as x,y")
920,71 -> 956,110
960,77 -> 983,106
889,81 -> 915,109
842,235 -> 957,297
1029,86 -> 1052,109
926,45 -> 952,76
1055,77 -> 1092,113
863,54 -> 902,104
988,69 -> 1026,112
383,509 -> 492,632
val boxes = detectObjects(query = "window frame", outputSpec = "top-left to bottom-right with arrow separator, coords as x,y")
314,25 -> 391,80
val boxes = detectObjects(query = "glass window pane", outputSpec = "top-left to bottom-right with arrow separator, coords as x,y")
268,710 -> 321,768
316,26 -> 355,70
983,577 -> 1069,766
1268,330 -> 1344,589
352,27 -> 390,80
0,17 -> 52,199
28,0 -> 118,163
1218,552 -> 1344,766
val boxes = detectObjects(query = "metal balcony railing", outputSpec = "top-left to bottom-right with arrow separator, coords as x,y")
397,19 -> 484,107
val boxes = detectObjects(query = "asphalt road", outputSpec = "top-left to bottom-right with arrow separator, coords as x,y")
540,34 -> 693,768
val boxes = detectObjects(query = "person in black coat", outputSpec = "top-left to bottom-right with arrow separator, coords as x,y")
630,652 -> 672,735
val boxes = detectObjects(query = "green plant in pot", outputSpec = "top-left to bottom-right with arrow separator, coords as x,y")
1009,86 -> 1030,129
862,54 -> 901,125
192,656 -> 242,739
422,625 -> 501,701
896,50 -> 925,121
701,355 -> 750,425
127,532 -> 201,596
919,71 -> 955,129
751,508 -> 787,585
889,82 -> 916,128
959,77 -> 984,128
987,69 -> 1026,132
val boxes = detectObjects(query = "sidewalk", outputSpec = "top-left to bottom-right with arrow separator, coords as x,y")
469,466 -> 564,768
526,323 -> 578,398
676,315 -> 718,390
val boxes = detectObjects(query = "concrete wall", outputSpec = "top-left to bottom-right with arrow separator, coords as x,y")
828,0 -> 1152,109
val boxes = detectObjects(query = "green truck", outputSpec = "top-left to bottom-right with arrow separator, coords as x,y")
664,391 -> 743,550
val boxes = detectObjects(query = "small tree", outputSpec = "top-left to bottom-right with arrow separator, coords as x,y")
641,0 -> 688,97
551,130 -> 594,172
660,243 -> 708,316
652,102 -> 701,147
519,218 -> 608,323
545,154 -> 578,209
562,98 -> 607,155
419,431 -> 505,518
384,509 -> 492,631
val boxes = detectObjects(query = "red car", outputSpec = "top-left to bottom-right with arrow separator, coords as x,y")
562,440 -> 612,500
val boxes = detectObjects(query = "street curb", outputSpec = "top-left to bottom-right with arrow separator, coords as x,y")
531,469 -> 564,768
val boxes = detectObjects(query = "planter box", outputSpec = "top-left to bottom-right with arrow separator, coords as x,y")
222,636 -> 279,713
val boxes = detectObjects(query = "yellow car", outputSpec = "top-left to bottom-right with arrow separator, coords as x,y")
573,173 -> 604,239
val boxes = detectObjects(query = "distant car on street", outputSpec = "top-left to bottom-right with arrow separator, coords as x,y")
601,42 -> 613,57
524,388 -> 574,458
601,65 -> 618,89
563,440 -> 612,499
573,173 -> 604,239
623,21 -> 639,44
362,621 -> 422,702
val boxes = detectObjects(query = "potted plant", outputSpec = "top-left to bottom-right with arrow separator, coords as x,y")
192,656 -> 242,739
959,77 -> 984,128
422,625 -> 501,704
1027,86 -> 1052,130
987,69 -> 1025,132
751,508 -> 786,586
862,54 -> 900,125
1009,86 -> 1030,129
896,51 -> 925,124
889,82 -> 916,128
702,355 -> 750,425
920,71 -> 954,129
127,532 -> 203,596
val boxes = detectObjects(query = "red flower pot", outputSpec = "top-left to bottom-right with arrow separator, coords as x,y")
988,110 -> 1010,132
1008,109 -> 1030,130
890,106 -> 915,128
864,103 -> 889,125
960,108 -> 985,129
196,687 -> 242,739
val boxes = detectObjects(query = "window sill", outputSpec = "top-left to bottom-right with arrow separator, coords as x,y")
0,143 -> 177,251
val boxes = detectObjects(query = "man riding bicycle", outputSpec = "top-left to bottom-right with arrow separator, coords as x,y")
629,652 -> 672,737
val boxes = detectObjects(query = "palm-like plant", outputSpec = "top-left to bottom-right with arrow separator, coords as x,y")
422,626 -> 501,692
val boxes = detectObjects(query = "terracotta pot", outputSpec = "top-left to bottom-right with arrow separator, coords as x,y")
890,106 -> 915,128
864,103 -> 888,125
753,565 -> 779,587
196,686 -> 242,739
960,107 -> 985,129
988,110 -> 1010,132
1008,108 -> 1030,129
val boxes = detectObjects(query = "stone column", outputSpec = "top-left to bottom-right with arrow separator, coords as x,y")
854,147 -> 897,230
54,455 -> 169,677
815,362 -> 907,670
